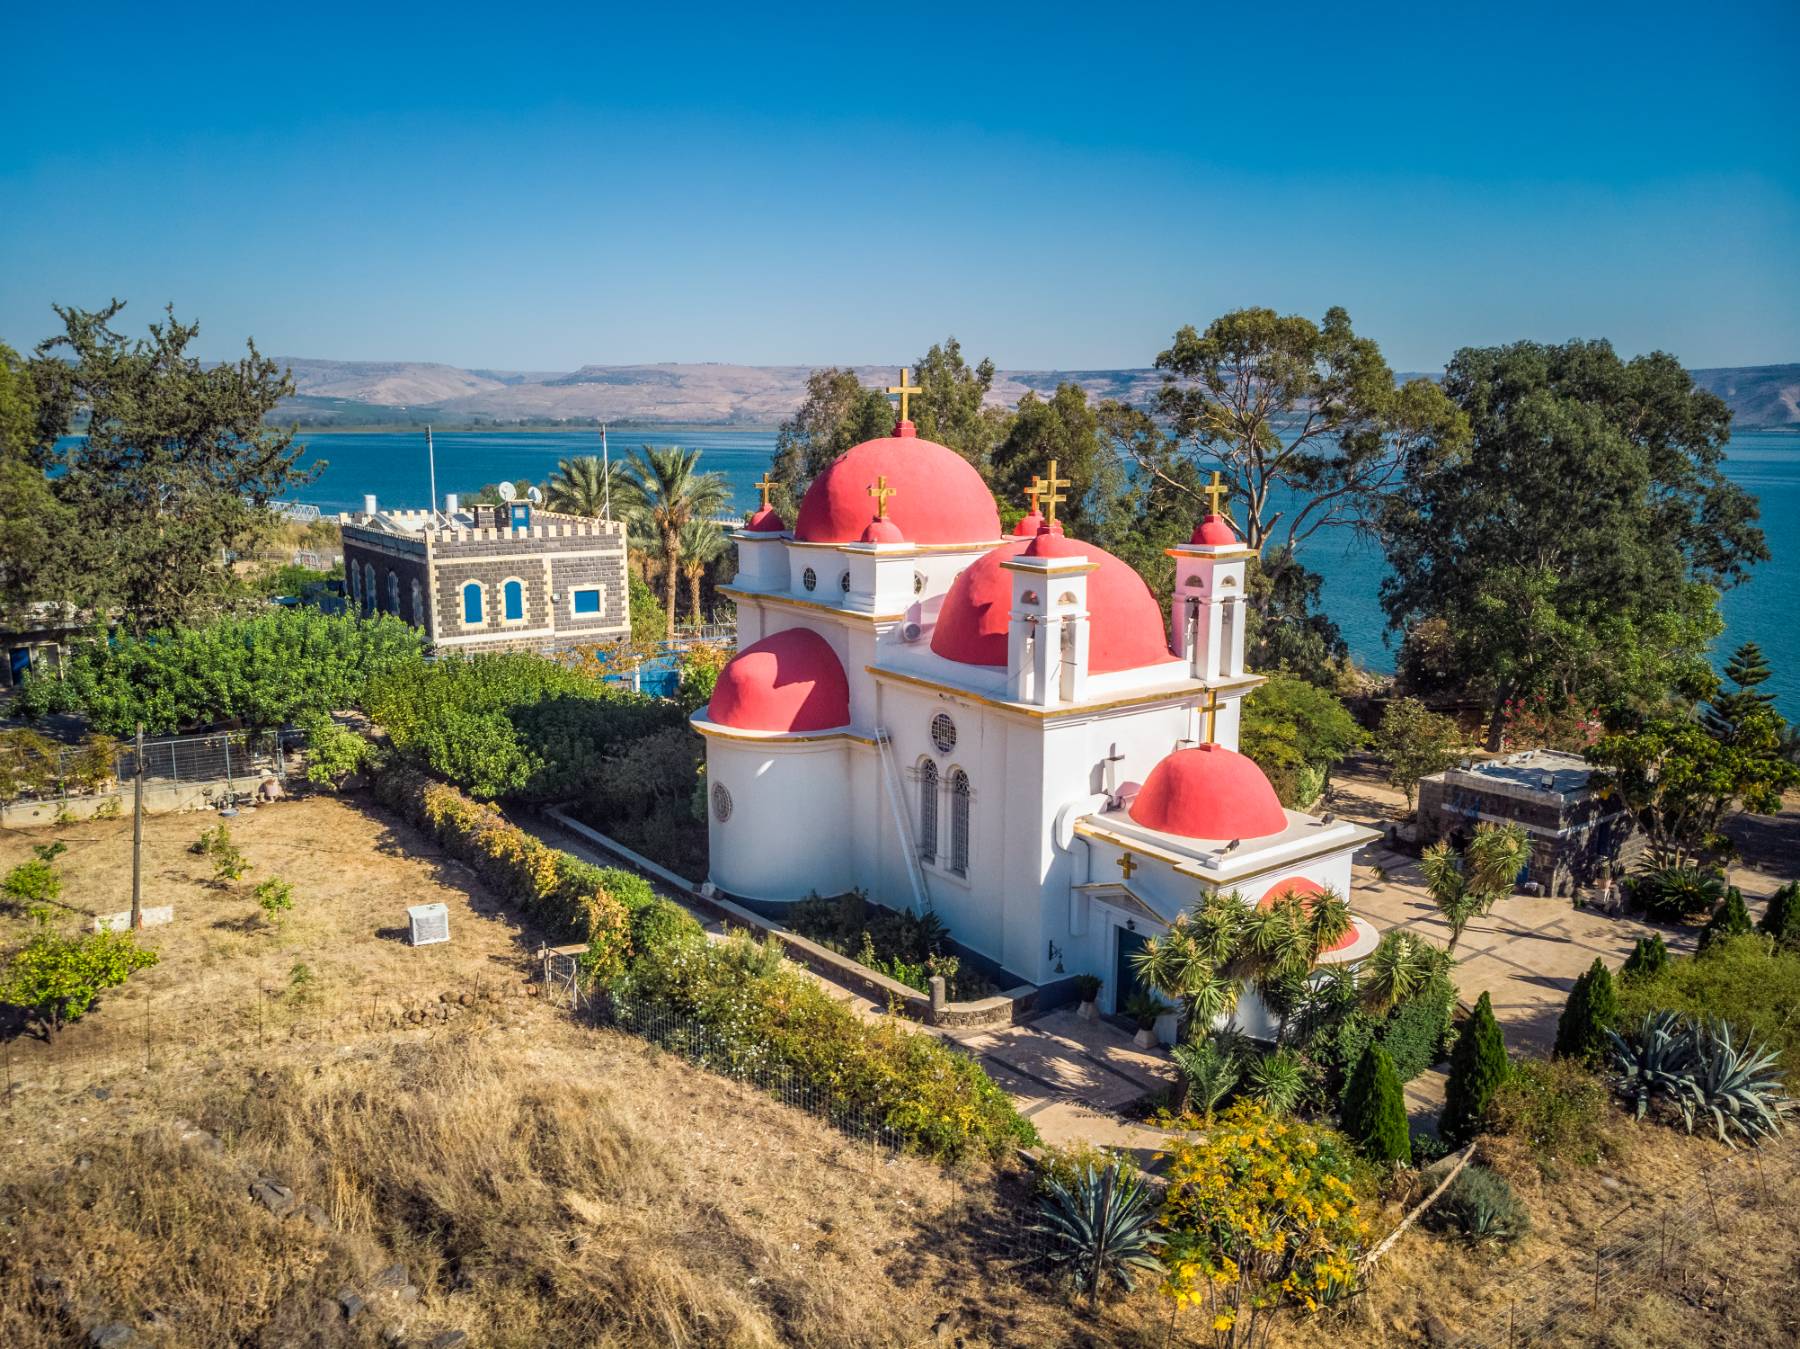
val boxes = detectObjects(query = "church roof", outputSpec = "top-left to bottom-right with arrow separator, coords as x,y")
793,422 -> 1002,546
743,505 -> 788,534
929,532 -> 1179,674
707,627 -> 851,733
1192,513 -> 1240,546
1128,742 -> 1288,841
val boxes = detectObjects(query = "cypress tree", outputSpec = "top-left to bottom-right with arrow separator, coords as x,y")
1757,881 -> 1800,945
1554,958 -> 1618,1065
1342,1043 -> 1412,1165
1441,991 -> 1509,1146
1620,933 -> 1669,982
1698,887 -> 1753,954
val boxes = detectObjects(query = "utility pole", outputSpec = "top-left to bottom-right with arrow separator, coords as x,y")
130,723 -> 145,930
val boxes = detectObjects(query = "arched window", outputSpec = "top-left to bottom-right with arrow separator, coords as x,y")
363,563 -> 377,616
462,581 -> 483,625
502,578 -> 525,622
917,758 -> 939,864
386,571 -> 400,614
348,564 -> 361,605
949,769 -> 971,877
410,578 -> 424,625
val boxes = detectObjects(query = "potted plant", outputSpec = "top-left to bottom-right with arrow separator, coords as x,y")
1124,993 -> 1164,1049
1073,973 -> 1103,1022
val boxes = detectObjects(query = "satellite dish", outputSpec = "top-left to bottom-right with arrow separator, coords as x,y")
526,485 -> 543,504
497,481 -> 517,502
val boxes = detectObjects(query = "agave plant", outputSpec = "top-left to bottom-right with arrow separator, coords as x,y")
1607,1011 -> 1698,1122
1244,1047 -> 1306,1116
1030,1159 -> 1166,1303
1684,1019 -> 1794,1146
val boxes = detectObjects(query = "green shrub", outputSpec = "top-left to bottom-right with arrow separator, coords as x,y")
1630,866 -> 1724,922
2,843 -> 65,910
1617,935 -> 1800,1087
1758,882 -> 1800,946
785,890 -> 995,1000
629,896 -> 705,963
296,711 -> 372,788
1489,1056 -> 1614,1174
1036,1141 -> 1141,1194
1621,934 -> 1669,982
1441,991 -> 1509,1146
194,823 -> 251,884
1428,1164 -> 1529,1246
1699,887 -> 1754,954
1341,1043 -> 1411,1164
0,910 -> 159,1038
253,877 -> 295,926
1245,1047 -> 1306,1116
1310,972 -> 1454,1087
1555,958 -> 1618,1066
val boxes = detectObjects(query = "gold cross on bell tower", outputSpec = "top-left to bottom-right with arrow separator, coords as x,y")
885,367 -> 921,423
754,475 -> 775,512
1199,687 -> 1224,743
867,474 -> 896,519
1040,459 -> 1071,524
1200,470 -> 1232,518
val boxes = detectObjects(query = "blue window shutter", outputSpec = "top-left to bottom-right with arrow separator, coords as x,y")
573,588 -> 600,615
463,584 -> 482,624
504,580 -> 524,620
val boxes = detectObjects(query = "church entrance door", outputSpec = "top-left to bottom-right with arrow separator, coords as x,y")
1113,926 -> 1151,1014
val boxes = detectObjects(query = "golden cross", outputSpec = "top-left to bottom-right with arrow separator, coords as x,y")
1116,852 -> 1138,881
867,474 -> 897,518
885,367 -> 922,423
754,475 -> 775,512
1025,475 -> 1046,514
1200,470 -> 1232,518
1041,459 -> 1071,524
1200,687 -> 1223,743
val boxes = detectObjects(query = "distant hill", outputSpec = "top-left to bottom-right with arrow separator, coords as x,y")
274,357 -> 1800,429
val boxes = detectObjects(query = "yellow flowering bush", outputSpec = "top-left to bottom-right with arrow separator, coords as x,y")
1159,1101 -> 1369,1346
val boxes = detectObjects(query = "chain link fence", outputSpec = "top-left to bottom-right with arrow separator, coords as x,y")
0,729 -> 305,809
1448,1143 -> 1800,1347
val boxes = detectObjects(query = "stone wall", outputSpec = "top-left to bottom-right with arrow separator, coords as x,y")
429,530 -> 628,654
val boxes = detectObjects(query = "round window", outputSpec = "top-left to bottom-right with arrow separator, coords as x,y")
801,567 -> 817,592
930,713 -> 957,755
839,570 -> 851,593
913,570 -> 927,595
711,782 -> 732,823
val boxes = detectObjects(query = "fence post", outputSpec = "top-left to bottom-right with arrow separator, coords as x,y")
1592,1248 -> 1601,1310
1703,1169 -> 1723,1235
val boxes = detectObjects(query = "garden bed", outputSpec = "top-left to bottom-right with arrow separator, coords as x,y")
781,890 -> 1001,1001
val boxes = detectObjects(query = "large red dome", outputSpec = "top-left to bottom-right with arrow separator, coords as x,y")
1129,743 -> 1288,841
793,422 -> 1002,545
929,535 -> 1179,675
707,628 -> 850,733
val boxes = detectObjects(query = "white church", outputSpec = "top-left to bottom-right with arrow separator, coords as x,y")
693,380 -> 1380,1035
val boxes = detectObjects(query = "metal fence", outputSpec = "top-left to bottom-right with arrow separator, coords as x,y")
1448,1143 -> 1800,1347
0,728 -> 305,807
590,989 -> 907,1154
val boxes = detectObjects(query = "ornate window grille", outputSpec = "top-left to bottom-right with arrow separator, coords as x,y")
917,758 -> 938,863
930,713 -> 957,755
949,769 -> 971,876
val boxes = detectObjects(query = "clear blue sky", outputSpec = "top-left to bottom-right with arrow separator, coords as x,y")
3,2 -> 1796,372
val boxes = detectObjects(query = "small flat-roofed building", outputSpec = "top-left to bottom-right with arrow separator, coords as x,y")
1416,748 -> 1641,897
339,495 -> 629,656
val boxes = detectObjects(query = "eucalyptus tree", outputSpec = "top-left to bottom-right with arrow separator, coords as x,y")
625,446 -> 729,638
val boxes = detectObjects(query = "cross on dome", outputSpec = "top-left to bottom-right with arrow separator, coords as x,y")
1024,476 -> 1044,514
754,474 -> 775,512
1200,470 -> 1233,518
867,474 -> 896,519
1199,686 -> 1224,743
885,367 -> 921,424
1040,459 -> 1071,524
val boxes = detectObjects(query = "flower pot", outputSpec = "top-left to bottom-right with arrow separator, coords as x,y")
1133,1027 -> 1158,1050
1077,999 -> 1099,1022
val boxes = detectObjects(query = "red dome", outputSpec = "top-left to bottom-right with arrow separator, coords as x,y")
1128,743 -> 1288,841
1012,509 -> 1045,537
744,506 -> 787,534
929,536 -> 1179,675
1257,876 -> 1357,954
1193,514 -> 1239,546
707,628 -> 850,733
794,422 -> 1001,545
860,515 -> 905,544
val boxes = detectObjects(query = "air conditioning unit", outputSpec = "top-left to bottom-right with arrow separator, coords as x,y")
900,620 -> 924,643
407,903 -> 450,947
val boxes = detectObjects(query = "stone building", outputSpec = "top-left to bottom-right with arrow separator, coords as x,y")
339,495 -> 629,655
1415,748 -> 1641,897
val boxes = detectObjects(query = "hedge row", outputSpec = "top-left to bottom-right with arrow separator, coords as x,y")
372,765 -> 1036,1163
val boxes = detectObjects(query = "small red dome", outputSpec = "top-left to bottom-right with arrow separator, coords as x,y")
1192,514 -> 1239,546
1129,743 -> 1288,841
1012,509 -> 1045,537
707,628 -> 850,733
1257,876 -> 1357,954
794,424 -> 1001,545
1023,520 -> 1082,558
744,506 -> 787,534
930,536 -> 1179,675
860,515 -> 905,544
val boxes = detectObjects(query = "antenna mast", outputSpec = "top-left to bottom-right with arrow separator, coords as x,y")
426,424 -> 439,524
602,423 -> 611,522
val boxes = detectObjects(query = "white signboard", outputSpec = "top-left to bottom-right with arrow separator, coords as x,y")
93,906 -> 174,933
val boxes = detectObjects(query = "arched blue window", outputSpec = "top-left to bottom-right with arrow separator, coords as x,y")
462,581 -> 483,625
363,564 -> 377,616
917,758 -> 938,864
949,769 -> 971,877
386,571 -> 400,614
503,578 -> 525,621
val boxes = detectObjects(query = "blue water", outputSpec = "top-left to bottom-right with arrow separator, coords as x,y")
293,425 -> 1800,720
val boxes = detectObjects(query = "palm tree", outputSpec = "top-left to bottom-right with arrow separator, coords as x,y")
545,455 -> 634,519
626,446 -> 729,638
1355,930 -> 1449,1014
1421,822 -> 1531,952
677,518 -> 727,625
